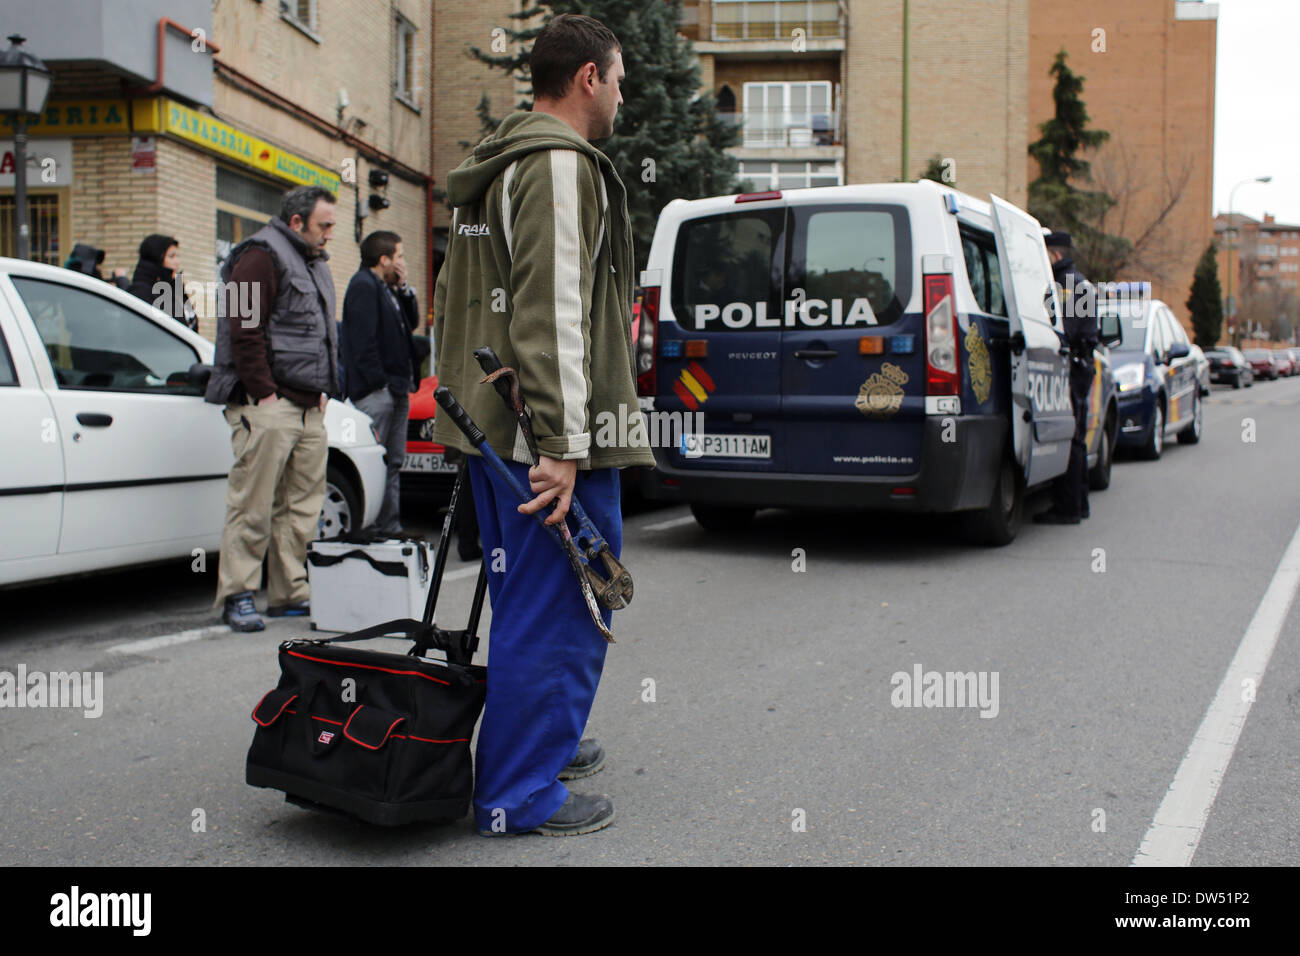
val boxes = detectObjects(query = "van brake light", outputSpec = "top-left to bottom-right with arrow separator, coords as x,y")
735,190 -> 782,203
636,286 -> 660,396
924,273 -> 959,397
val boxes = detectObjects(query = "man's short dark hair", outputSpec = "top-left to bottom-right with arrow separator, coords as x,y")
360,230 -> 402,268
530,13 -> 621,101
280,185 -> 337,226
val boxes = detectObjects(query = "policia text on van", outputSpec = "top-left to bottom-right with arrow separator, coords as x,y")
634,182 -> 1121,546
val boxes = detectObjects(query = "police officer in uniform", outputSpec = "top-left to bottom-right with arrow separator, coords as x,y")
1035,231 -> 1098,525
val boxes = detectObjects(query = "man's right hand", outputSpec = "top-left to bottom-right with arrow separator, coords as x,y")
520,456 -> 578,526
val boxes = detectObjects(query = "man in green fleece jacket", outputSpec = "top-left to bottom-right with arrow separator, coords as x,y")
433,13 -> 654,837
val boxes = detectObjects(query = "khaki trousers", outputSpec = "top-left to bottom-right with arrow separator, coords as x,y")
214,399 -> 326,607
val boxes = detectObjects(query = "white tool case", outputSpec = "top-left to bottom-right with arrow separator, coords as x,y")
307,538 -> 432,634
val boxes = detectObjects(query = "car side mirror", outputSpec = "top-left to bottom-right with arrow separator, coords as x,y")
187,362 -> 213,388
1167,342 -> 1190,361
1099,313 -> 1123,348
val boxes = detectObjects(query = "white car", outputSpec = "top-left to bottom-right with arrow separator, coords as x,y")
0,257 -> 385,588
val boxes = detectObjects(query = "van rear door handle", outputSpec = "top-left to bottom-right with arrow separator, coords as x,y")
76,412 -> 113,427
794,349 -> 838,360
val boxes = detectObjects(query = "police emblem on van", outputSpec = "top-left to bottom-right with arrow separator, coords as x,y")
965,322 -> 992,405
856,362 -> 909,418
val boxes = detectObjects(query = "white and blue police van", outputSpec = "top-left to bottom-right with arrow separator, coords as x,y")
634,181 -> 1121,545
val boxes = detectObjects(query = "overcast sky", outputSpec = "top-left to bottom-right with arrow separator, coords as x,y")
1212,0 -> 1300,224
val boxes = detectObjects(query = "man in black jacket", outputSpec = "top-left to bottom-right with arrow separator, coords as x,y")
341,230 -> 421,535
1035,230 -> 1099,526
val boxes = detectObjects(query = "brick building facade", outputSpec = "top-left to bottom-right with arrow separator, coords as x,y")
1029,0 -> 1217,326
2,1 -> 434,341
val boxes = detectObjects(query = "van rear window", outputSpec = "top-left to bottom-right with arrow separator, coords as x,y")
670,209 -> 784,332
670,204 -> 909,331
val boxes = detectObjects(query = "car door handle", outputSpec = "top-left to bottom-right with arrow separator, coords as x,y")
793,349 -> 838,360
76,412 -> 113,427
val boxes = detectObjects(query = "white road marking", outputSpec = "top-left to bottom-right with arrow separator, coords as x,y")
641,515 -> 697,533
109,625 -> 230,655
107,568 -> 483,656
1133,517 -> 1300,866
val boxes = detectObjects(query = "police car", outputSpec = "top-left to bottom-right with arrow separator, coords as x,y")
634,181 -> 1121,545
1101,288 -> 1202,459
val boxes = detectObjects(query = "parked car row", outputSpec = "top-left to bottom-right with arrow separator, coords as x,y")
1204,346 -> 1254,388
1242,347 -> 1300,380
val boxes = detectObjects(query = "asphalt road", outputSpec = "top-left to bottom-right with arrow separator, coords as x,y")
2,377 -> 1298,866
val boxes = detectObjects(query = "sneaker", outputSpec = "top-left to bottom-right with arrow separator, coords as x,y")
266,600 -> 310,617
558,739 -> 605,781
530,793 -> 615,836
222,591 -> 265,632
1033,509 -> 1081,525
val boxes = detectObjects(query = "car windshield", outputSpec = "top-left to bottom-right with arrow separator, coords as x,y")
1098,298 -> 1149,354
1245,350 -> 1269,359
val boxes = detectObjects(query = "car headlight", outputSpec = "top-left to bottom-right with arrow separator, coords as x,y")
1114,364 -> 1144,392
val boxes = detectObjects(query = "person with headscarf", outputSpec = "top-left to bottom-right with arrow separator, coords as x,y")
128,234 -> 197,330
64,243 -> 131,290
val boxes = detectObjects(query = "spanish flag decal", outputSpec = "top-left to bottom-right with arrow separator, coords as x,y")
672,361 -> 715,410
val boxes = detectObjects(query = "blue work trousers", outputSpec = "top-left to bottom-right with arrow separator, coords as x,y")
467,455 -> 621,833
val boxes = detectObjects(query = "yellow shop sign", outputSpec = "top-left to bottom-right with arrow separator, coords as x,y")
155,99 -> 340,192
0,100 -> 131,135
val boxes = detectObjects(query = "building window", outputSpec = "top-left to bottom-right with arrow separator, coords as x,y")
215,166 -> 284,273
0,193 -> 64,266
712,0 -> 843,41
395,13 -> 420,109
281,0 -> 321,41
737,159 -> 841,191
742,81 -> 833,147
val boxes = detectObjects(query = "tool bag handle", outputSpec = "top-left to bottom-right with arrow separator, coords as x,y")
303,615 -> 479,666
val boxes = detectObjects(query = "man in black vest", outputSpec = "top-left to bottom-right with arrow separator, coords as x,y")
205,185 -> 339,631
341,230 -> 421,535
1035,230 -> 1098,526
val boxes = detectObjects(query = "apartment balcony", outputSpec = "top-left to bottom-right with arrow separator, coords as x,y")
696,0 -> 845,58
719,107 -> 841,152
3,0 -> 213,107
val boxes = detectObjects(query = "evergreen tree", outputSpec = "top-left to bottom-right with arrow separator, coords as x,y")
1027,51 -> 1129,280
464,0 -> 740,276
1187,243 -> 1224,347
918,154 -> 955,187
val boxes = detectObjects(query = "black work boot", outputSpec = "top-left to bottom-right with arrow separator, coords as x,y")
531,793 -> 615,836
558,739 -> 605,781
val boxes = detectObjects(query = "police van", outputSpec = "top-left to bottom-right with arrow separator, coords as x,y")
634,181 -> 1121,545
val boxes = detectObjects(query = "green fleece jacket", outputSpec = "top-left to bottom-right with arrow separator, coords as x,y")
432,111 -> 655,469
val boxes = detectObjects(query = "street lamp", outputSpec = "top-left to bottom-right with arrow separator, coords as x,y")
0,35 -> 53,261
1226,175 -> 1271,348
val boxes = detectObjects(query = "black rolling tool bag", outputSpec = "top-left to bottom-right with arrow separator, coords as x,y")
246,462 -> 489,826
